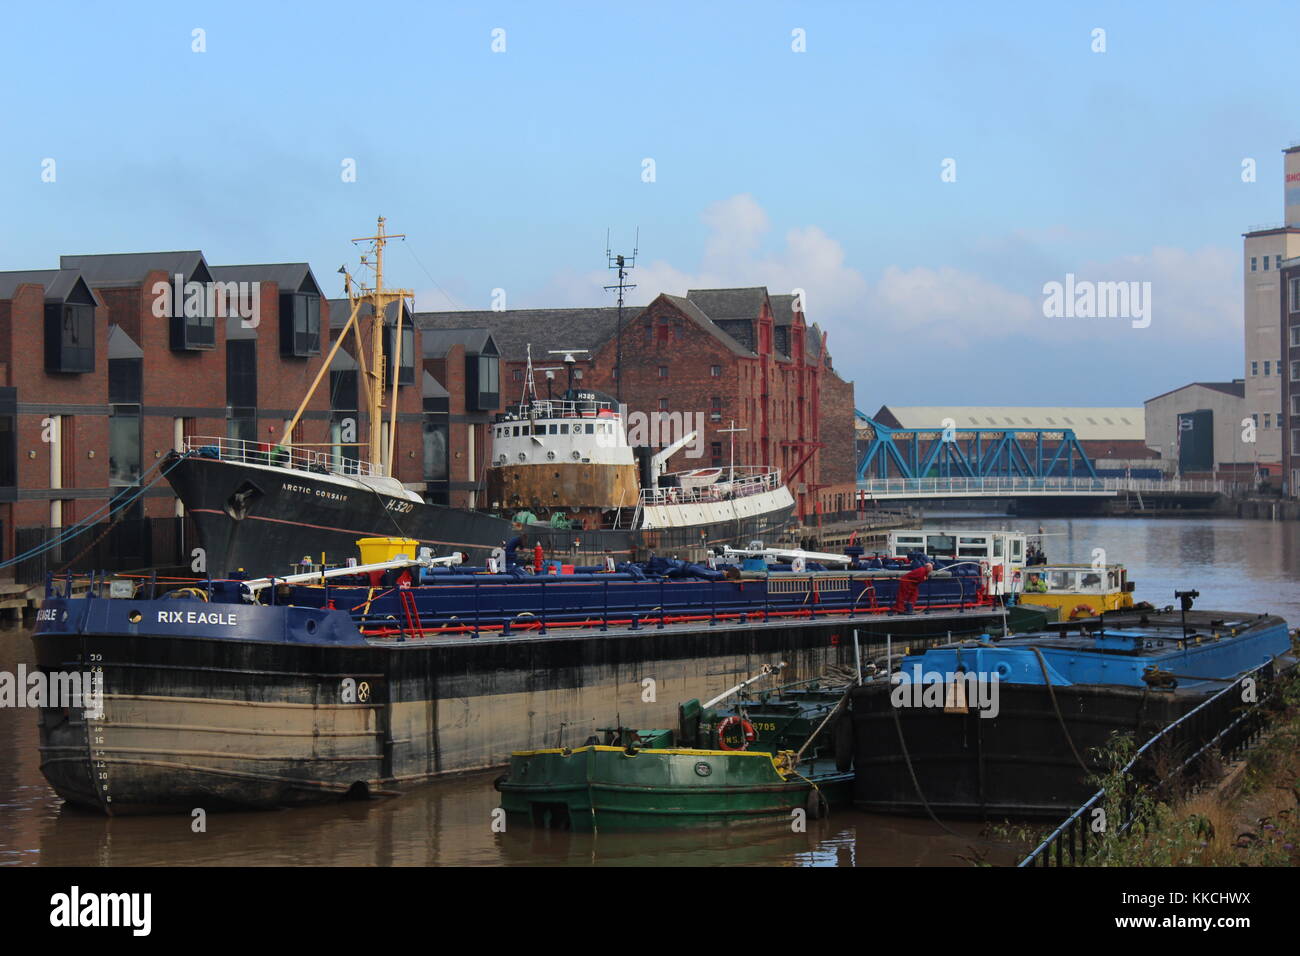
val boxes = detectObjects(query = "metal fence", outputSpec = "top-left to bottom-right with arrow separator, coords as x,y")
858,476 -> 1241,498
13,516 -> 193,585
1018,660 -> 1278,867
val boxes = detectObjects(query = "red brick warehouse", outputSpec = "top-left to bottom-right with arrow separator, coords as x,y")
418,286 -> 858,524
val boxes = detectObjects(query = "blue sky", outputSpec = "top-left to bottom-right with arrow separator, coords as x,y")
2,1 -> 1295,407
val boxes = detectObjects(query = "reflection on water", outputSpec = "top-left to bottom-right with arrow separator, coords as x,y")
1,517 -> 1295,866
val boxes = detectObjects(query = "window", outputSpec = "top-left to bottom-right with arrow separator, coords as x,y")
1264,256 -> 1271,270
658,397 -> 668,411
1263,413 -> 1271,428
1251,257 -> 1258,272
710,441 -> 722,465
385,324 -> 415,387
109,356 -> 141,404
0,389 -> 15,490
1292,394 -> 1300,416
1292,360 -> 1300,381
109,405 -> 142,487
473,353 -> 499,410
226,340 -> 257,407
1252,361 -> 1259,376
279,293 -> 321,357
170,297 -> 216,351
1290,277 -> 1300,312
710,396 -> 722,421
710,365 -> 722,377
45,303 -> 95,373
511,368 -> 524,383
423,420 -> 448,480
1290,325 -> 1300,347
658,366 -> 668,379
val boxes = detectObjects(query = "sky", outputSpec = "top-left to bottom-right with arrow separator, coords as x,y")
1,1 -> 1295,409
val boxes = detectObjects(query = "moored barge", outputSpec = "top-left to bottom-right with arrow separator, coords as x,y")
32,544 -> 1002,813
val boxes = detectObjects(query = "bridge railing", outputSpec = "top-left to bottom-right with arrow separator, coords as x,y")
856,476 -> 1237,497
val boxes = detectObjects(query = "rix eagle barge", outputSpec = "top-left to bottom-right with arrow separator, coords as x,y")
163,219 -> 794,578
32,542 -> 1001,813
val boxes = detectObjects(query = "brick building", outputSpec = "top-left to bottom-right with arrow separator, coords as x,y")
418,286 -> 857,522
0,252 -> 352,568
1277,258 -> 1300,495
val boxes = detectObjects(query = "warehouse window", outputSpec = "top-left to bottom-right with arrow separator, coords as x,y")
279,293 -> 321,357
45,303 -> 95,373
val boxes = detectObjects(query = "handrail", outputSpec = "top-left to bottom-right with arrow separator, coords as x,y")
185,435 -> 383,478
640,469 -> 784,507
1018,659 -> 1276,867
857,476 -> 1244,496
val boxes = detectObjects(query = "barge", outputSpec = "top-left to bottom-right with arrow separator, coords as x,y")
850,600 -> 1293,819
32,543 -> 1002,813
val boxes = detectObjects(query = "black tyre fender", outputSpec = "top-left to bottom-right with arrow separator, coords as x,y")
804,786 -> 828,820
493,773 -> 509,792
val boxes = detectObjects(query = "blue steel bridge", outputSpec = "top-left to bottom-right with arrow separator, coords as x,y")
853,412 -> 1232,503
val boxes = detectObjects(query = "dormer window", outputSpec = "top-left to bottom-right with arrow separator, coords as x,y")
279,293 -> 321,357
45,303 -> 95,373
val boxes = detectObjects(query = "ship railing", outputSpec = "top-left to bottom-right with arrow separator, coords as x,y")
640,467 -> 783,507
856,476 -> 1241,497
350,570 -> 995,641
1018,659 -> 1278,867
498,399 -> 619,422
184,436 -> 383,478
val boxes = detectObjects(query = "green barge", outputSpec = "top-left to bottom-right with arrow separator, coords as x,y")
498,665 -> 854,831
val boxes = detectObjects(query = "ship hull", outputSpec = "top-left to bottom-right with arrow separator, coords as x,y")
33,597 -> 1000,814
164,453 -> 795,576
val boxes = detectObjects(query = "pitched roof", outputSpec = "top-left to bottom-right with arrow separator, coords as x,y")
423,370 -> 449,399
0,268 -> 95,302
659,294 -> 757,357
769,293 -> 800,327
1145,380 -> 1246,403
107,324 -> 143,360
210,263 -> 321,296
685,287 -> 768,322
415,307 -> 629,362
420,327 -> 497,358
60,251 -> 210,287
874,405 -> 1145,441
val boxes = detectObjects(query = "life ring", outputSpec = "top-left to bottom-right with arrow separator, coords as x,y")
716,715 -> 757,751
1068,604 -> 1095,620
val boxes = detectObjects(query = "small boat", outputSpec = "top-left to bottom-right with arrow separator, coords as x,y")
1014,562 -> 1135,620
497,664 -> 856,831
850,596 -> 1294,819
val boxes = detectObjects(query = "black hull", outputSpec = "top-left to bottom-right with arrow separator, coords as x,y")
165,454 -> 795,577
849,681 -> 1203,820
34,607 -> 1005,813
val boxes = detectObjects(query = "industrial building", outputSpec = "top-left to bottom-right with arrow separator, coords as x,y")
1143,381 -> 1248,478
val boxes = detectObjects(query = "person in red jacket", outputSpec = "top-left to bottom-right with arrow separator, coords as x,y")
893,561 -> 934,614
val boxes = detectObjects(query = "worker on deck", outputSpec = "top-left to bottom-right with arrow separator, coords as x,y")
1024,573 -> 1048,593
892,561 -> 933,614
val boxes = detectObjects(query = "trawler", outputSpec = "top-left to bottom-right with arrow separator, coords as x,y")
163,219 -> 795,578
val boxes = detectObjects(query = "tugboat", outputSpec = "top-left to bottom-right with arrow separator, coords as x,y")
497,663 -> 857,831
850,594 -> 1294,819
163,219 -> 796,577
30,540 -> 1004,813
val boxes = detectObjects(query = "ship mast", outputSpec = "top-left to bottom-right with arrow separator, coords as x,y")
349,217 -> 412,476
277,216 -> 412,479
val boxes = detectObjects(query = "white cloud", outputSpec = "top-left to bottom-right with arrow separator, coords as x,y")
533,195 -> 1242,374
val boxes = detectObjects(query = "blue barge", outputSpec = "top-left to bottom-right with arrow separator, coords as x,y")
31,549 -> 1003,813
850,603 -> 1294,819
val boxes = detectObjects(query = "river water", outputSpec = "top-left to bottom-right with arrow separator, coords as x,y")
1,516 -> 1295,867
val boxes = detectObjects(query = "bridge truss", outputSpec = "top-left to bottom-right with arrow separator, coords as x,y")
855,412 -> 1097,481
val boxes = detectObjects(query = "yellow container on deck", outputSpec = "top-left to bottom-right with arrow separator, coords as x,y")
356,537 -> 420,565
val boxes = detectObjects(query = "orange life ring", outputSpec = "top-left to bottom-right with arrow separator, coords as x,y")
1068,604 -> 1095,620
716,715 -> 757,751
